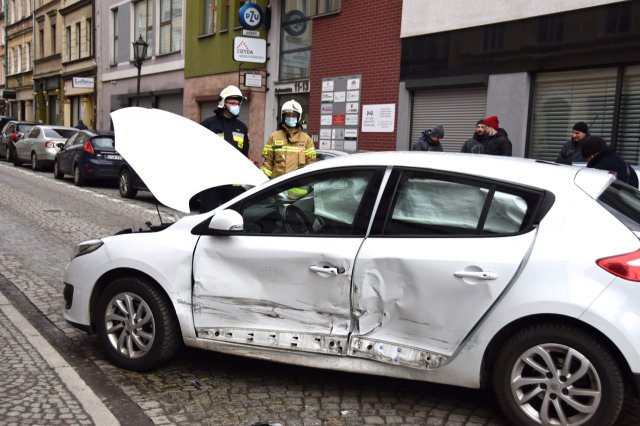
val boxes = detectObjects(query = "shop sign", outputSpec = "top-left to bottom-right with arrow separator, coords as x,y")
72,77 -> 94,89
233,37 -> 266,63
274,80 -> 310,95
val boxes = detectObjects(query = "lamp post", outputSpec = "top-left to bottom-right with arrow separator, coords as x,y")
132,35 -> 149,107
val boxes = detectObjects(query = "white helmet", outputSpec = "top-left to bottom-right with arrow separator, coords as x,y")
217,85 -> 244,109
281,100 -> 302,118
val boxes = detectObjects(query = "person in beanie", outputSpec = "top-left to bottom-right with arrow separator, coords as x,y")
482,115 -> 512,156
413,125 -> 444,151
460,120 -> 488,154
556,121 -> 589,164
581,135 -> 638,187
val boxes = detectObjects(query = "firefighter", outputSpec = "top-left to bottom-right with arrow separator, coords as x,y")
199,85 -> 250,212
261,100 -> 316,180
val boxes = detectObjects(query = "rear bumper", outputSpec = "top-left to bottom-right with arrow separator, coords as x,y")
82,159 -> 121,179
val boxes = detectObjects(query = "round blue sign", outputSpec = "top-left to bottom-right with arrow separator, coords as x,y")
239,3 -> 264,30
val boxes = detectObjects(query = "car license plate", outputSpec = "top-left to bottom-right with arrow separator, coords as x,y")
105,154 -> 122,160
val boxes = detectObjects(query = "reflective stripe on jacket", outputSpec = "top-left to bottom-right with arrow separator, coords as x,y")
261,128 -> 316,179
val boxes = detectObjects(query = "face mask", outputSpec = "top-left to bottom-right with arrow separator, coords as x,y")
284,118 -> 298,128
228,105 -> 240,116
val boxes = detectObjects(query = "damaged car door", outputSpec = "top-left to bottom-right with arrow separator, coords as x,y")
192,168 -> 385,356
349,169 -> 543,369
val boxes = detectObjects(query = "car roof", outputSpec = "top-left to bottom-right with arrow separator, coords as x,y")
291,151 -> 614,194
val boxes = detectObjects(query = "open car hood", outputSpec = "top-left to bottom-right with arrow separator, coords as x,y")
111,107 -> 268,213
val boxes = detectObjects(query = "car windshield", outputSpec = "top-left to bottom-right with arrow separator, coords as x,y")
45,128 -> 77,139
598,180 -> 640,232
92,137 -> 115,149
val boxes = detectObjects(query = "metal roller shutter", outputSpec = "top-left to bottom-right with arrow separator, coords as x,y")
411,87 -> 487,152
529,68 -> 617,161
618,65 -> 640,164
157,93 -> 184,116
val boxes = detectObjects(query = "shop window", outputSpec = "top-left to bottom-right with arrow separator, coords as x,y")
203,0 -> 217,35
134,0 -> 154,57
159,0 -> 181,54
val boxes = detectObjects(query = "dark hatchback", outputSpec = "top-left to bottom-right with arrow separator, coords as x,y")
0,120 -> 36,162
54,130 -> 121,186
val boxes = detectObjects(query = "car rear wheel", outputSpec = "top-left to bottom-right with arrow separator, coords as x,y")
31,153 -> 39,171
73,164 -> 85,186
5,146 -> 10,162
53,160 -> 64,179
12,149 -> 20,166
493,323 -> 624,426
119,168 -> 138,198
95,277 -> 181,371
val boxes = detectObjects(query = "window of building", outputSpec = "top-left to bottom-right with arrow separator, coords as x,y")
17,45 -> 22,73
220,0 -> 229,32
25,42 -> 30,71
25,0 -> 29,16
51,23 -> 56,54
112,8 -> 118,64
134,0 -> 154,57
9,48 -> 14,74
39,27 -> 44,57
66,26 -> 71,60
76,22 -> 81,58
86,18 -> 92,56
159,0 -> 181,54
529,66 -> 640,165
203,0 -> 217,35
9,0 -> 14,24
16,0 -> 21,20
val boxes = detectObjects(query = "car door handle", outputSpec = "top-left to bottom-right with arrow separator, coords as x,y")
454,270 -> 498,280
309,265 -> 346,275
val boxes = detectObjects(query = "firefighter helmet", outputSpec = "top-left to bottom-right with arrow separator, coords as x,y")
217,85 -> 244,109
281,100 -> 303,118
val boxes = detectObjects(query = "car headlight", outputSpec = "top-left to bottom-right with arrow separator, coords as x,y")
72,239 -> 104,259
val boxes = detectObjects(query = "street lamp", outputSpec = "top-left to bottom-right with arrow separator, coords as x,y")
132,35 -> 149,107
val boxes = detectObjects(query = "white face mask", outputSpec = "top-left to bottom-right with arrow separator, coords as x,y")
228,105 -> 240,116
284,118 -> 298,128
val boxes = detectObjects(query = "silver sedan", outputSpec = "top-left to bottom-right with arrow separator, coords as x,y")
13,124 -> 79,170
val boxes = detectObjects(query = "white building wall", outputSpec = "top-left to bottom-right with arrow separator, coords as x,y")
401,0 -> 628,38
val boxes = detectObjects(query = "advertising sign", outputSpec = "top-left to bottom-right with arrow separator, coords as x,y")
233,37 -> 266,63
362,104 -> 396,133
239,3 -> 264,30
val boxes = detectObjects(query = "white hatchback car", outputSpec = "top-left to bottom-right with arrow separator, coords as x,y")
64,110 -> 640,426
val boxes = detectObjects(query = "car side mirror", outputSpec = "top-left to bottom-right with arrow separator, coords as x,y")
208,209 -> 244,233
57,142 -> 65,149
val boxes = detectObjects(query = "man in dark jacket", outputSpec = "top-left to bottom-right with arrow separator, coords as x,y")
482,116 -> 512,156
460,120 -> 488,154
413,125 -> 444,151
582,135 -> 638,188
556,121 -> 589,164
199,85 -> 250,212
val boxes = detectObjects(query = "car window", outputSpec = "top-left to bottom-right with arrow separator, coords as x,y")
383,172 -> 530,236
17,124 -> 35,133
234,169 -> 382,236
26,128 -> 40,138
45,128 -> 77,139
92,137 -> 115,149
65,134 -> 79,147
598,180 -> 640,232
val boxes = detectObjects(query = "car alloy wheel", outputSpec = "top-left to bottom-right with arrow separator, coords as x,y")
31,153 -> 39,171
119,168 -> 137,198
73,165 -> 85,186
493,324 -> 624,426
53,160 -> 63,179
96,277 -> 180,371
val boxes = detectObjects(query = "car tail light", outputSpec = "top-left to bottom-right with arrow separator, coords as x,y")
45,141 -> 56,148
83,141 -> 95,155
10,132 -> 18,140
597,249 -> 640,281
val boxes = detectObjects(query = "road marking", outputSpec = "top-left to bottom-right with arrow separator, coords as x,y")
0,292 -> 120,425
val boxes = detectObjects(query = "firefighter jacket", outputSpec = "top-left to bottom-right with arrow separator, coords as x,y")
200,109 -> 250,157
260,127 -> 316,179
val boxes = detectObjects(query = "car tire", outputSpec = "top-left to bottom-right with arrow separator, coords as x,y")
12,149 -> 20,166
5,146 -> 10,162
492,323 -> 624,426
53,160 -> 64,179
95,276 -> 181,372
73,164 -> 85,186
31,152 -> 39,171
119,168 -> 138,198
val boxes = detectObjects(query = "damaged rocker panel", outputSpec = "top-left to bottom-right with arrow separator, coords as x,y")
350,337 -> 447,370
197,328 -> 346,355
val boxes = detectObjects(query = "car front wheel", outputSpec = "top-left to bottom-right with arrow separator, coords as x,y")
493,324 -> 624,426
119,168 -> 137,198
96,277 -> 181,371
53,160 -> 64,179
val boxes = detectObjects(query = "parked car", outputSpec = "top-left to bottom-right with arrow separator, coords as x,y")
13,125 -> 79,170
53,130 -> 120,186
0,120 -> 36,162
65,112 -> 640,426
118,160 -> 149,198
315,148 -> 350,161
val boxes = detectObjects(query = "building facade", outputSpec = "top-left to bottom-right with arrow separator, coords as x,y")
6,0 -> 34,120
400,0 -> 640,163
96,0 -> 185,130
33,0 -> 63,125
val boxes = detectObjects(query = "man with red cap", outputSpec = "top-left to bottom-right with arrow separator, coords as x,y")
482,115 -> 512,156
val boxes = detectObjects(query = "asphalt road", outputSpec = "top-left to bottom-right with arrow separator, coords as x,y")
0,160 -> 637,426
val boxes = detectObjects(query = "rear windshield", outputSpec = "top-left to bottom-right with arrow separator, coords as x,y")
92,137 -> 115,149
17,124 -> 35,132
45,128 -> 77,139
599,180 -> 640,231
